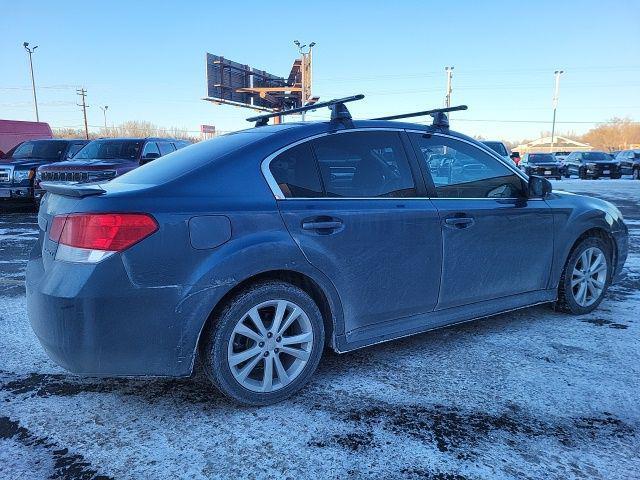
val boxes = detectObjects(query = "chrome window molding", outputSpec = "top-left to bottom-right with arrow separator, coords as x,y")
260,127 -> 531,201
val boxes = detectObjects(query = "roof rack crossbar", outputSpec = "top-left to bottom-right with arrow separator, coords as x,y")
247,94 -> 364,127
370,105 -> 468,122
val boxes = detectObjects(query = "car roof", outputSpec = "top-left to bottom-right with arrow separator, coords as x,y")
90,137 -> 188,142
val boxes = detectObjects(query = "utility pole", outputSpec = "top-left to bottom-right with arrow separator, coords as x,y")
76,88 -> 89,139
444,66 -> 454,108
294,40 -> 315,121
550,69 -> 564,152
23,42 -> 39,122
99,105 -> 109,130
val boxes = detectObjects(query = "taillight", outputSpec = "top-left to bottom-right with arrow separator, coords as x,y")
49,213 -> 157,263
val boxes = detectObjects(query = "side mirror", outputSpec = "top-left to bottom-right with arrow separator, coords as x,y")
528,175 -> 552,198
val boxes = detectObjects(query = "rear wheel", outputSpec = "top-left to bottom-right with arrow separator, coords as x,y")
555,237 -> 611,314
633,167 -> 640,180
579,168 -> 587,179
202,281 -> 325,405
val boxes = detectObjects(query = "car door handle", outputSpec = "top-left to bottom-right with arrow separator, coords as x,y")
302,220 -> 343,230
444,217 -> 475,229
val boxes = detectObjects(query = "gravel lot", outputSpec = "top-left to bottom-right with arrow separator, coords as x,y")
1,179 -> 638,480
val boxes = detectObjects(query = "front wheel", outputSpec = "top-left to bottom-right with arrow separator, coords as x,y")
633,168 -> 640,180
555,237 -> 611,314
202,281 -> 325,405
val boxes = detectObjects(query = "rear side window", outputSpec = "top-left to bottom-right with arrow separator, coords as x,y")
312,131 -> 416,198
411,134 -> 523,199
269,143 -> 322,198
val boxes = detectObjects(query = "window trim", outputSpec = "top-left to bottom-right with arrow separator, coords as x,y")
261,128 -> 530,201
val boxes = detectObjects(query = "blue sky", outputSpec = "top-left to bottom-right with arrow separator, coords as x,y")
1,0 -> 638,141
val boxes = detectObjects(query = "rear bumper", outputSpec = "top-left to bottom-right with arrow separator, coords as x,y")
26,254 -> 194,377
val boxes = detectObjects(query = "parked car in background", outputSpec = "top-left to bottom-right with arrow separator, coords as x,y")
564,151 -> 621,179
519,153 -> 563,180
481,140 -> 517,166
0,119 -> 53,157
35,137 -> 191,199
614,149 -> 640,178
1,139 -> 88,203
28,99 -> 628,406
553,151 -> 571,177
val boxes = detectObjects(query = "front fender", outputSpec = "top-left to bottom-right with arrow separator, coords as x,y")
547,192 -> 625,288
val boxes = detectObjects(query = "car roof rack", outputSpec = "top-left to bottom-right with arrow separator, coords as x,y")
247,94 -> 364,127
371,105 -> 468,130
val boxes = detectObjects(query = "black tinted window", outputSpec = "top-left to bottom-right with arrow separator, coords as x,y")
157,142 -> 176,156
142,142 -> 161,157
312,131 -> 416,198
11,140 -> 67,160
67,143 -> 85,158
269,143 -> 322,198
411,134 -> 523,199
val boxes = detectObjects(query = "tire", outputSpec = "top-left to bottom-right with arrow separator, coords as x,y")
202,281 -> 325,406
554,237 -> 612,314
579,168 -> 587,180
633,168 -> 640,180
611,174 -> 621,180
556,176 -> 562,181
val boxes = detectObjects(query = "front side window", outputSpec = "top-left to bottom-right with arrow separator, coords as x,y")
269,143 -> 322,198
411,134 -> 524,199
142,142 -> 161,157
312,131 -> 416,198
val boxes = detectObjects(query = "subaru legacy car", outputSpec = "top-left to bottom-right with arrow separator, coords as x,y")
27,97 -> 628,405
0,139 -> 88,203
35,137 -> 191,198
564,151 -> 621,179
519,153 -> 563,180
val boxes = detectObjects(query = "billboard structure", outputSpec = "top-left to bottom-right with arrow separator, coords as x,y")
203,48 -> 318,115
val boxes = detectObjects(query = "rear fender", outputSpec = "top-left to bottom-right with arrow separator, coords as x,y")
175,232 -> 345,373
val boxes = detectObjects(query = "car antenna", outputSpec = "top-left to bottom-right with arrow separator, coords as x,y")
247,94 -> 365,128
371,105 -> 468,130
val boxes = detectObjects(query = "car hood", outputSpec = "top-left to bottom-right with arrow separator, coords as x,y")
0,158 -> 56,169
528,162 -> 561,167
42,158 -> 136,170
587,160 -> 618,165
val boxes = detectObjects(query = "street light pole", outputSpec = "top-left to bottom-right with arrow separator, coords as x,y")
444,66 -> 454,108
23,42 -> 39,122
99,105 -> 109,129
294,40 -> 315,122
550,69 -> 564,152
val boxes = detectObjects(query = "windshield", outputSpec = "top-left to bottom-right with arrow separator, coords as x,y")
482,141 -> 508,156
74,140 -> 143,160
583,152 -> 613,162
528,154 -> 555,163
6,140 -> 67,160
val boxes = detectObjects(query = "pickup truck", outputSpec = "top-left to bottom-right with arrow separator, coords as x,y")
0,139 -> 88,204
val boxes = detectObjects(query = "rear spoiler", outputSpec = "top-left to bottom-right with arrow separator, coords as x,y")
40,182 -> 106,198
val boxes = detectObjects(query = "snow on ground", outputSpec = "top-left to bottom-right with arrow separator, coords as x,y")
0,180 -> 639,479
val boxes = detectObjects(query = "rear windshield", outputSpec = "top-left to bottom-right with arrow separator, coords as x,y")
111,131 -> 267,185
583,152 -> 613,161
75,140 -> 144,160
528,154 -> 555,163
482,142 -> 508,156
5,140 -> 67,160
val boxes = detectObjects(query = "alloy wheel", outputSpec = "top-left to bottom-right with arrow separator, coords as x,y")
571,247 -> 607,307
227,300 -> 314,393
